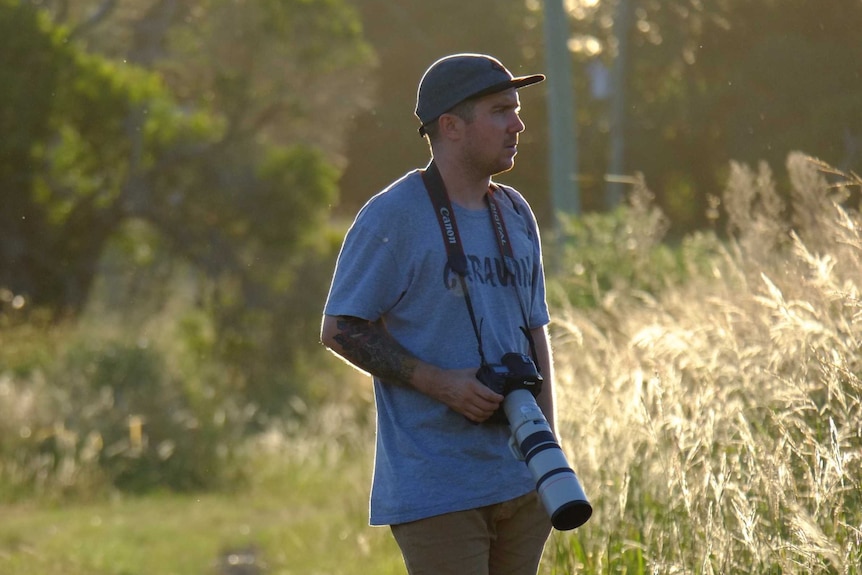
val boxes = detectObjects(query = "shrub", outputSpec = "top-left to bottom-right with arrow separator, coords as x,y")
550,174 -> 720,310
57,340 -> 245,493
0,320 -> 250,500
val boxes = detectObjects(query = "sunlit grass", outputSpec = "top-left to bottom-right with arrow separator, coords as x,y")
546,153 -> 862,573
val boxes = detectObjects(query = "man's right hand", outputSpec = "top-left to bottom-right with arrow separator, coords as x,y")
415,365 -> 504,423
321,315 -> 504,423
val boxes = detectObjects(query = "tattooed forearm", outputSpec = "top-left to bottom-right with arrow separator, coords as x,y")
331,316 -> 418,387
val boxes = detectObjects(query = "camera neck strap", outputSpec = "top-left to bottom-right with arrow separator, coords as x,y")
420,161 -> 540,370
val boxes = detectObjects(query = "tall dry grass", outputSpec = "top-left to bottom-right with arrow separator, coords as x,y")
548,153 -> 862,574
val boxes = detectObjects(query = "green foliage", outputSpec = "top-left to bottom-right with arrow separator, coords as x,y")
0,318 -> 249,498
37,61 -> 169,225
570,0 -> 862,232
143,142 -> 342,415
0,0 -> 374,413
550,175 -> 721,309
256,145 -> 340,240
0,0 -> 190,314
162,0 -> 374,151
0,1 -> 65,169
57,341 -> 244,493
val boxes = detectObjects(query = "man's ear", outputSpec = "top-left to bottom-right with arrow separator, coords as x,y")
438,113 -> 464,141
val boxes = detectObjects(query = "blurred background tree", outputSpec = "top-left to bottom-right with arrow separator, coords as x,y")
564,0 -> 862,231
1,0 -> 374,416
339,0 -> 862,234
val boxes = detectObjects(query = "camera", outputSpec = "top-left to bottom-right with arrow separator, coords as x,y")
477,353 -> 593,531
476,352 -> 544,424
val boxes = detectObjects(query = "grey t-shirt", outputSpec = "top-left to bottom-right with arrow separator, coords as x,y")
324,169 -> 550,525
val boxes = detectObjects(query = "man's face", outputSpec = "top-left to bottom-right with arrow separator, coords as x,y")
461,88 -> 525,177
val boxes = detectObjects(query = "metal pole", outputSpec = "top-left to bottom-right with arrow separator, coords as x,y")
543,0 -> 580,222
606,0 -> 634,208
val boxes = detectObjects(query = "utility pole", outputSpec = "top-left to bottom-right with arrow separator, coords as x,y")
543,0 -> 580,224
605,0 -> 634,208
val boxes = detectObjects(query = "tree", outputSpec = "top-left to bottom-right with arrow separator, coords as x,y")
568,0 -> 862,232
1,0 -> 374,412
0,0 -> 150,314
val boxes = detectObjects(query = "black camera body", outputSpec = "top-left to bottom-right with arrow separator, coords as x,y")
476,352 -> 543,424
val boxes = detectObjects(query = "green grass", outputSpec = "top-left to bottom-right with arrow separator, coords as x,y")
0,448 -> 404,575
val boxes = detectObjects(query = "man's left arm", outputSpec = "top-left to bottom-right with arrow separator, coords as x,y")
530,324 -> 557,436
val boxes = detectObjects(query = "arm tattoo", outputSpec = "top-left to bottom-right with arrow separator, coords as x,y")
331,316 -> 418,387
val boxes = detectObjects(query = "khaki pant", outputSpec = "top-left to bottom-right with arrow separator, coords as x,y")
390,491 -> 552,575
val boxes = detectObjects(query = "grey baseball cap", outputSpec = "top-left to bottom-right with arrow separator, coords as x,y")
415,53 -> 545,136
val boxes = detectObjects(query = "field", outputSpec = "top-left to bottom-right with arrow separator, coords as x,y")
2,153 -> 861,574
0,421 -> 406,575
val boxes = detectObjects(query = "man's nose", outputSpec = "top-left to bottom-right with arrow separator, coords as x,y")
510,114 -> 525,133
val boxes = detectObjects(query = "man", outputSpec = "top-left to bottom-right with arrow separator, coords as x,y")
321,53 -> 556,575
